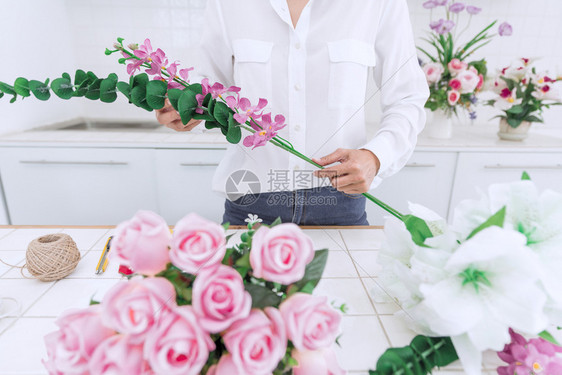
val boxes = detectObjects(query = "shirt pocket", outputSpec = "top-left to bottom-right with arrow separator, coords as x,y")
232,39 -> 274,103
327,39 -> 376,108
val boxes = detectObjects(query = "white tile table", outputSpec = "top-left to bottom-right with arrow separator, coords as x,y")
0,227 -> 502,374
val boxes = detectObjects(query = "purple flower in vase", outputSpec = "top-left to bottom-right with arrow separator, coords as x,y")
499,22 -> 513,36
449,3 -> 466,13
469,111 -> 477,120
423,0 -> 438,9
430,19 -> 456,34
466,5 -> 482,15
434,0 -> 450,5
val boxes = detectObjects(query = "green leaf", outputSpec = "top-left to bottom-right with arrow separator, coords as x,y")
167,88 -> 183,111
73,69 -> 89,96
61,72 -> 71,82
291,249 -> 329,291
14,77 -> 30,97
539,330 -> 560,346
235,252 -> 251,268
245,283 -> 282,308
467,206 -> 506,240
116,81 -> 131,100
193,112 -> 216,121
524,115 -> 542,123
507,117 -> 523,128
204,120 -> 221,130
146,79 -> 168,109
178,90 -> 198,124
506,104 -> 524,115
521,171 -> 531,180
130,73 -> 149,90
85,78 -> 102,100
213,101 -> 231,126
51,77 -> 74,99
186,83 -> 203,95
226,112 -> 242,144
0,82 -> 16,95
0,91 -> 3,99
270,217 -> 282,227
130,85 -> 153,111
99,73 -> 118,103
29,80 -> 51,101
403,215 -> 434,246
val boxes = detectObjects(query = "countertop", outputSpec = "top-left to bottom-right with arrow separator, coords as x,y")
0,226 -> 504,374
0,119 -> 562,152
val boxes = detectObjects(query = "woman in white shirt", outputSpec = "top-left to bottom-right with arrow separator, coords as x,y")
156,0 -> 429,225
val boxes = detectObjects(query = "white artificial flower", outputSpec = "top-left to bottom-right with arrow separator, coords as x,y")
423,62 -> 445,84
532,84 -> 562,101
419,226 -> 548,351
457,69 -> 480,94
493,89 -> 522,111
244,213 -> 263,225
452,180 -> 562,324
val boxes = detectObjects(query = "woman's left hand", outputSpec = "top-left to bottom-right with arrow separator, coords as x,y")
313,149 -> 380,194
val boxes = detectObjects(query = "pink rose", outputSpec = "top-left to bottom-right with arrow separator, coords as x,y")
89,335 -> 151,375
448,58 -> 468,76
169,213 -> 226,274
477,74 -> 484,90
224,308 -> 287,374
457,69 -> 480,93
43,305 -> 114,375
292,348 -> 346,375
192,264 -> 252,333
448,90 -> 461,105
423,62 -> 444,84
144,306 -> 215,375
211,355 -> 243,375
111,210 -> 171,276
250,223 -> 315,285
280,293 -> 341,351
101,277 -> 176,344
448,78 -> 461,91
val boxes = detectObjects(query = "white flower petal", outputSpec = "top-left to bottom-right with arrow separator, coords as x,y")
451,334 -> 484,375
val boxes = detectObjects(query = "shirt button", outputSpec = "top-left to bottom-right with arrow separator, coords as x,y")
295,42 -> 301,50
294,84 -> 302,91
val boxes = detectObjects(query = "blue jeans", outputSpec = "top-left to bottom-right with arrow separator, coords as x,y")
222,187 -> 369,226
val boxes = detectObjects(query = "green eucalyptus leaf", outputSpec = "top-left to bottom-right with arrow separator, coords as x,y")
130,73 -> 149,90
74,69 -> 89,96
467,206 -> 506,240
245,283 -> 282,309
167,88 -> 183,111
116,81 -> 131,100
61,72 -> 71,82
213,101 -> 231,126
0,82 -> 16,95
14,77 -> 30,97
186,83 -> 203,95
0,91 -> 3,99
130,85 -> 153,112
192,112 -> 216,121
204,120 -> 221,130
145,80 -> 168,109
9,95 -> 17,103
100,74 -> 118,103
226,112 -> 242,144
85,78 -> 102,100
178,90 -> 198,124
29,80 -> 51,101
51,77 -> 74,99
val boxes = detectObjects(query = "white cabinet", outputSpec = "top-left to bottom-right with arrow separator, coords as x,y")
0,147 -> 159,225
154,148 -> 227,223
366,152 -> 458,225
0,173 -> 9,225
449,152 -> 562,220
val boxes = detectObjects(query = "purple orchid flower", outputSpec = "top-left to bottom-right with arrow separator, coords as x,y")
423,0 -> 438,9
434,0 -> 450,5
126,38 -> 153,75
497,329 -> 562,375
225,95 -> 268,124
145,49 -> 168,75
201,78 -> 241,99
449,2 -> 465,13
466,5 -> 482,15
242,113 -> 286,149
499,22 -> 513,36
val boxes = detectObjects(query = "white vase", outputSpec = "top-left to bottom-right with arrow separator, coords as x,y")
425,109 -> 453,139
498,118 -> 531,141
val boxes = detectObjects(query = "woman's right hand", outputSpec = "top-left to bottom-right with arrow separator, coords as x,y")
156,100 -> 202,132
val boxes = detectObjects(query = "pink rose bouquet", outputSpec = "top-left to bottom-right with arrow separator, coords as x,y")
43,212 -> 344,374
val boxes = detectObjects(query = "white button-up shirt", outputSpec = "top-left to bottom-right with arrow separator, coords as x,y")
193,0 -> 429,198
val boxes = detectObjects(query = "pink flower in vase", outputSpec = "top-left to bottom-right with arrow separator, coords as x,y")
43,305 -> 115,375
242,113 -> 286,149
423,62 -> 445,84
457,69 -> 480,93
448,90 -> 461,106
449,78 -> 462,91
499,22 -> 513,37
209,355 -> 242,375
466,5 -> 481,15
448,58 -> 468,76
126,38 -> 154,75
292,348 -> 346,375
225,94 -> 268,124
497,329 -> 562,375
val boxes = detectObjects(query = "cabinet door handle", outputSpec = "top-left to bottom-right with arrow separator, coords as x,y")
484,164 -> 562,170
180,163 -> 219,167
20,160 -> 129,166
405,163 -> 436,168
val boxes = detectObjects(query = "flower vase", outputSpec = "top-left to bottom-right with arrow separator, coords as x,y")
425,109 -> 453,139
498,118 -> 531,141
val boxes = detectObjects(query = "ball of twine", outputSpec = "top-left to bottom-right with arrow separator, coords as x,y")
25,233 -> 81,282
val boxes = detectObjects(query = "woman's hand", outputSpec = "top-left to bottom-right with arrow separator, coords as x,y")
155,100 -> 201,132
313,148 -> 380,194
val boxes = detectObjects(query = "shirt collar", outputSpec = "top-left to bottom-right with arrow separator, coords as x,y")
269,0 -> 314,31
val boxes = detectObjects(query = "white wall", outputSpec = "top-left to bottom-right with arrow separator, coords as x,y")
0,0 -> 561,135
